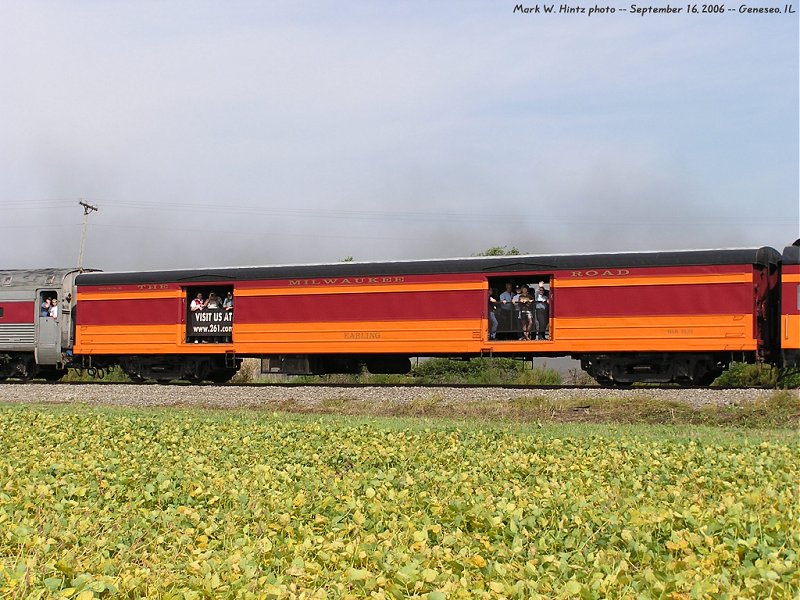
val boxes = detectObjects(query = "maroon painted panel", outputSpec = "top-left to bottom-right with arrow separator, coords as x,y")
782,283 -> 800,315
782,265 -> 800,315
0,301 -> 35,324
77,298 -> 181,326
235,290 -> 484,323
553,283 -> 753,318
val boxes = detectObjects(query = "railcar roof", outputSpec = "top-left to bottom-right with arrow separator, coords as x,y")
0,268 -> 86,289
783,243 -> 800,265
76,247 -> 781,286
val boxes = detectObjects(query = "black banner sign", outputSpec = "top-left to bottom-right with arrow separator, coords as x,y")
188,308 -> 233,337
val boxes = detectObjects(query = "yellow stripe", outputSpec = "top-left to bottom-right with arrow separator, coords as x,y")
555,273 -> 752,288
77,290 -> 182,301
782,274 -> 800,283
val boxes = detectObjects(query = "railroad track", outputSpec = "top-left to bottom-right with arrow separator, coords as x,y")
0,379 -> 770,390
1,380 -> 783,421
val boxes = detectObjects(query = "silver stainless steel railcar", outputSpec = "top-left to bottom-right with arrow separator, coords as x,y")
0,268 -> 89,381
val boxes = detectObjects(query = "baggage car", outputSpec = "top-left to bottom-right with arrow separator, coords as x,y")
70,245 -> 786,385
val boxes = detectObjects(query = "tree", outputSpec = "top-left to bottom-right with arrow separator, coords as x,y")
473,246 -> 523,257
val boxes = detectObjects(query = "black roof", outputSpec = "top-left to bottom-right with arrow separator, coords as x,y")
76,247 -> 782,286
783,242 -> 800,265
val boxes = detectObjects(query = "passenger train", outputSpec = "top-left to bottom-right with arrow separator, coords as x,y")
1,241 -> 798,386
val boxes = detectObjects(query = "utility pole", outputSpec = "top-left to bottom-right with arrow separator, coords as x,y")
77,199 -> 98,271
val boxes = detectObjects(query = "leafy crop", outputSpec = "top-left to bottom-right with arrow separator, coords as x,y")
1,405 -> 798,598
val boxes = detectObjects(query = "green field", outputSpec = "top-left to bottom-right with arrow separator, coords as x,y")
1,404 -> 798,599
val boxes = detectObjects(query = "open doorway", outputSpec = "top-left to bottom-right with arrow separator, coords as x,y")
186,285 -> 234,343
488,276 -> 551,341
38,290 -> 59,319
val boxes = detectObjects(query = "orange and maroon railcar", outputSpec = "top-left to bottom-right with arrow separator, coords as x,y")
781,243 -> 800,368
70,246 -> 785,385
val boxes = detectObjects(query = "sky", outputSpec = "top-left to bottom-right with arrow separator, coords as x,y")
1,1 -> 798,271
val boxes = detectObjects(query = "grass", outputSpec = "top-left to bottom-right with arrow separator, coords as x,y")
228,389 -> 800,431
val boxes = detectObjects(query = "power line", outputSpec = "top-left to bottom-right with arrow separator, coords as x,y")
1,197 -> 791,225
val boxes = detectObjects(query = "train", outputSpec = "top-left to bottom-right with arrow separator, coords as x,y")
1,241 -> 798,386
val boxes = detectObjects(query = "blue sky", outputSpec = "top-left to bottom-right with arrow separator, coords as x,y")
1,1 -> 797,270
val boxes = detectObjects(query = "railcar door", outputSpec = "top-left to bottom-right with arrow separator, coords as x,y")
34,289 -> 61,365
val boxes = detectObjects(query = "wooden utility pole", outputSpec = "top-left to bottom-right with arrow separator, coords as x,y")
77,199 -> 98,271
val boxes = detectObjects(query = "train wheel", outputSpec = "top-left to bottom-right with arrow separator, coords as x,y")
594,376 -> 633,388
689,361 -> 722,387
593,376 -> 615,388
14,358 -> 34,381
207,368 -> 238,384
41,369 -> 67,382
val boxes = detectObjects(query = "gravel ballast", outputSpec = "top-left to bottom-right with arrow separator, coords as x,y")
0,384 -> 788,412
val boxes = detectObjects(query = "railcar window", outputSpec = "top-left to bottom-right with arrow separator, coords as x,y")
0,307 -> 4,318
38,291 -> 59,318
487,276 -> 551,341
186,285 -> 234,344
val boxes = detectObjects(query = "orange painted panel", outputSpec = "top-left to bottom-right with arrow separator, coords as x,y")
548,315 -> 756,351
75,319 -> 483,355
235,320 -> 480,343
75,312 -> 757,356
782,274 -> 800,283
782,315 -> 800,350
75,324 -> 181,353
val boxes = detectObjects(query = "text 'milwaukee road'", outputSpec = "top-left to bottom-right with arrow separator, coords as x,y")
512,3 -> 796,16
